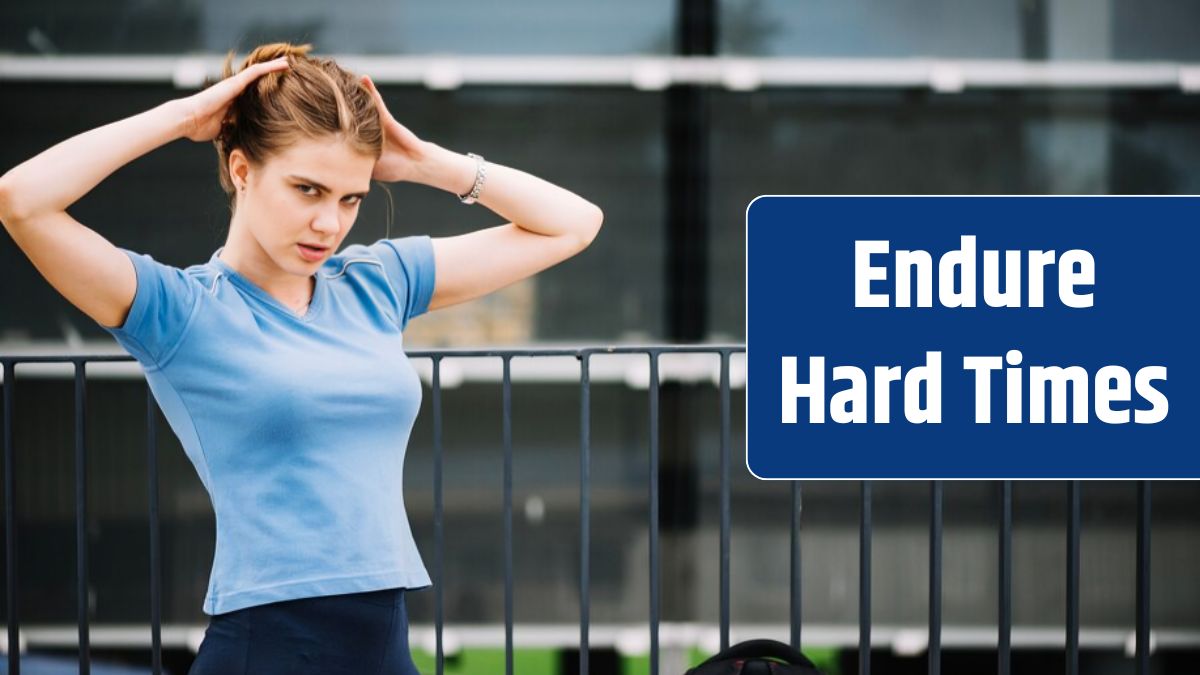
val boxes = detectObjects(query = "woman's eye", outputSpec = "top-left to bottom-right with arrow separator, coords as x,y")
296,185 -> 359,205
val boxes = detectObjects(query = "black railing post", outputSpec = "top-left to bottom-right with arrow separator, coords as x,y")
860,480 -> 871,675
929,481 -> 942,675
431,356 -> 445,675
649,350 -> 661,675
999,481 -> 1012,675
502,355 -> 514,675
790,482 -> 802,651
74,360 -> 91,675
579,352 -> 591,675
1066,481 -> 1080,675
145,384 -> 163,675
718,350 -> 731,652
1136,481 -> 1151,675
3,359 -> 19,675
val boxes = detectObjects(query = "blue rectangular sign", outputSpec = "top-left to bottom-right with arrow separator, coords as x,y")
747,196 -> 1196,479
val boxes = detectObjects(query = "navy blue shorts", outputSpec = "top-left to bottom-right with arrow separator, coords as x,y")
188,588 -> 419,675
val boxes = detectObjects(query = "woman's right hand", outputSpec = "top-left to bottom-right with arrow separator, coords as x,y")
175,57 -> 291,142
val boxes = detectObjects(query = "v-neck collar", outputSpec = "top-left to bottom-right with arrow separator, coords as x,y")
209,247 -> 325,322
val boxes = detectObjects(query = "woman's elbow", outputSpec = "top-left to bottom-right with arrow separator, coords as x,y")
576,203 -> 604,251
0,171 -> 50,228
0,174 -> 28,228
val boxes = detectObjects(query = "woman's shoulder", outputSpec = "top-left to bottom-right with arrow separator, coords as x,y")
118,247 -> 225,296
321,238 -> 434,330
324,237 -> 432,281
321,243 -> 389,278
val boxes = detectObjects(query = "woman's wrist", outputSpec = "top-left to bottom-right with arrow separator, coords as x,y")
160,99 -> 196,141
412,142 -> 479,196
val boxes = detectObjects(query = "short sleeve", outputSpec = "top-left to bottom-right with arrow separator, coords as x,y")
100,248 -> 201,368
369,235 -> 437,330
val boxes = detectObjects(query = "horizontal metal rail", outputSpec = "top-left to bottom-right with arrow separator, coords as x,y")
1,55 -> 1199,92
1,623 -> 1194,653
0,345 -> 747,388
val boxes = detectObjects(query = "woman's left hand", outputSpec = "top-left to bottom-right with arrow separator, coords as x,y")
360,74 -> 428,183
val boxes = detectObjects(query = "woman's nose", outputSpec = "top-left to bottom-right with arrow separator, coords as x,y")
312,206 -> 340,234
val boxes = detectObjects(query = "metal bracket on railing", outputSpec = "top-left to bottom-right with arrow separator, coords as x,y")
0,629 -> 28,654
1179,66 -> 1200,93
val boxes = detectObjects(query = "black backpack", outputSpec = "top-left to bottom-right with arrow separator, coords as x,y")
685,639 -> 825,675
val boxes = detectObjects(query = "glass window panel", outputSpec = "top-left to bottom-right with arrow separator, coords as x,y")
720,0 -> 1200,62
719,0 -> 1024,58
708,89 -> 1200,339
1042,0 -> 1200,61
1111,0 -> 1200,61
1,0 -> 673,55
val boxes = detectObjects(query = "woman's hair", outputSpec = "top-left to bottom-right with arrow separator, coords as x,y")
212,42 -> 384,212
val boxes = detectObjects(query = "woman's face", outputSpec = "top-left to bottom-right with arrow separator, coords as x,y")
232,135 -> 376,274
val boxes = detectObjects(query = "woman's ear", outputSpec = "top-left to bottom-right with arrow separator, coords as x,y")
228,148 -> 249,190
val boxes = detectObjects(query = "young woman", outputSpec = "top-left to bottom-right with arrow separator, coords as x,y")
0,42 -> 602,674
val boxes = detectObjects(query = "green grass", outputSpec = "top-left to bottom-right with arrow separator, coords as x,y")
411,647 -> 558,675
411,645 -> 841,674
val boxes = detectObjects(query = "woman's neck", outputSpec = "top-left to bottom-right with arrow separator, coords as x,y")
219,227 -> 314,314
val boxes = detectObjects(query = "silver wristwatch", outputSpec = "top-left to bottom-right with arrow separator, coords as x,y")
457,152 -> 487,205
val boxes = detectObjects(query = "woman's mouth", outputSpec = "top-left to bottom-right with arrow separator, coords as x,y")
297,243 -> 328,262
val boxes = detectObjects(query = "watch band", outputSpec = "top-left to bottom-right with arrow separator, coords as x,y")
457,152 -> 487,205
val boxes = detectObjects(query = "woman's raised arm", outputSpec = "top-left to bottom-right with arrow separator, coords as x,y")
360,75 -> 604,313
423,148 -> 604,312
0,57 -> 290,328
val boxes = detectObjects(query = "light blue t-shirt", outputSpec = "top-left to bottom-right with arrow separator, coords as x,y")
101,237 -> 436,615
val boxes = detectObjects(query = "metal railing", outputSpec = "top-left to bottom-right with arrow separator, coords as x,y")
402,345 -> 746,675
0,345 -> 1162,675
3,55 -> 1200,93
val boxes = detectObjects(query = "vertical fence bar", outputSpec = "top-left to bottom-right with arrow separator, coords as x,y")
579,353 -> 591,675
431,357 -> 445,675
648,351 -> 660,675
719,350 -> 731,652
1066,481 -> 1080,675
1136,481 -> 1151,675
859,480 -> 871,675
74,361 -> 90,675
145,384 -> 162,675
502,356 -> 514,675
929,481 -> 942,675
3,360 -> 18,675
999,481 -> 1012,675
790,482 -> 802,650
